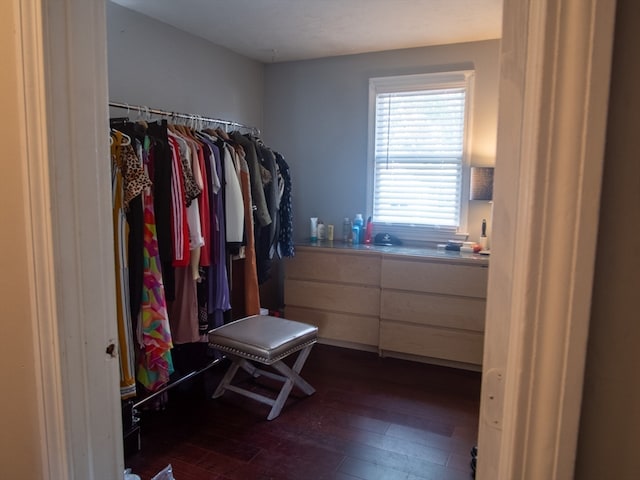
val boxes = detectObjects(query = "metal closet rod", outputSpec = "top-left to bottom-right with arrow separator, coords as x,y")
109,100 -> 259,134
133,357 -> 223,409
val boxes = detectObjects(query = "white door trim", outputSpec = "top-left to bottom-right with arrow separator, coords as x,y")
18,0 -> 123,478
15,0 -> 69,476
478,0 -> 616,478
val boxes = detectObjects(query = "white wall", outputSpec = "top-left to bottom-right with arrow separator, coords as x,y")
107,1 -> 264,129
263,40 -> 500,243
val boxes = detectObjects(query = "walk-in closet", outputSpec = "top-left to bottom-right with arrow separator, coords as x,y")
104,1 -> 500,478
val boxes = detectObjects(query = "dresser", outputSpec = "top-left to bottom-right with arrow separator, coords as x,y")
379,255 -> 487,366
284,248 -> 381,348
284,243 -> 489,369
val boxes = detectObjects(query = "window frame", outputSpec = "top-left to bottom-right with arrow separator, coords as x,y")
366,70 -> 475,243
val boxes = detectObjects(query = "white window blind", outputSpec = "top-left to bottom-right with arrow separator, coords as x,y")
370,72 -> 472,234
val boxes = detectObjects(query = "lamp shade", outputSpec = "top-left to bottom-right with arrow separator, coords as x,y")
470,167 -> 494,201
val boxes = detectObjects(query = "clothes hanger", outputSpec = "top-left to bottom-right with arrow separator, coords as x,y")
110,127 -> 131,147
172,114 -> 189,136
120,132 -> 132,146
135,105 -> 149,130
215,124 -> 231,141
167,112 -> 181,135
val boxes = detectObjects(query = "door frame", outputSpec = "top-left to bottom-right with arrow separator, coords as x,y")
18,0 -> 616,478
477,0 -> 616,478
16,0 -> 124,478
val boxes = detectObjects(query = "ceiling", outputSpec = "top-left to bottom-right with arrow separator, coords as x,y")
110,0 -> 503,63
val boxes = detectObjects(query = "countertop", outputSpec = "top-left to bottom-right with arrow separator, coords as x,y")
295,240 -> 490,266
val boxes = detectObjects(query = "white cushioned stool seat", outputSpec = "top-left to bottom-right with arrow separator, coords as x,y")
208,315 -> 318,420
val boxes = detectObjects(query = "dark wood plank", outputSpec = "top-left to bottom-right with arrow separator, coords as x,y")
125,344 -> 480,479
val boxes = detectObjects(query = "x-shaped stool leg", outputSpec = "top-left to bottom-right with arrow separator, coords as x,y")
213,344 -> 315,420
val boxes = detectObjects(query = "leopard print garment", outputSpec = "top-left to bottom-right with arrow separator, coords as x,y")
111,130 -> 152,209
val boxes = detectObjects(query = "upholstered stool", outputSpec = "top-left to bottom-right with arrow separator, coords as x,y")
208,315 -> 318,420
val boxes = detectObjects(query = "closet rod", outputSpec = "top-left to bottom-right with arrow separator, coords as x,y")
133,357 -> 223,410
109,101 -> 260,135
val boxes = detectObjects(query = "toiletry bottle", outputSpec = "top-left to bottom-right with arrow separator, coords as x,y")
343,217 -> 352,243
317,220 -> 325,241
327,224 -> 334,241
364,216 -> 373,244
352,224 -> 360,245
310,217 -> 318,242
479,218 -> 488,250
353,214 -> 364,244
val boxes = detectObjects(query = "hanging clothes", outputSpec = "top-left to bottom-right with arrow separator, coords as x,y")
166,128 -> 206,344
235,146 -> 261,316
222,143 -> 245,247
253,139 -> 279,284
230,131 -> 272,227
167,135 -> 190,267
275,151 -> 295,258
135,136 -> 174,391
146,120 -> 175,301
167,267 -> 201,343
206,139 -> 231,328
195,140 -> 211,269
111,130 -> 150,399
109,106 -> 293,399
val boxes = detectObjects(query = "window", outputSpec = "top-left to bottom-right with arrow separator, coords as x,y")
367,71 -> 474,242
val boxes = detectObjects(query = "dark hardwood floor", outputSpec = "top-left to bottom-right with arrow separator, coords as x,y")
125,344 -> 480,479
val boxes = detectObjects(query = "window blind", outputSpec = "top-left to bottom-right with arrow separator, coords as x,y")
373,87 -> 466,227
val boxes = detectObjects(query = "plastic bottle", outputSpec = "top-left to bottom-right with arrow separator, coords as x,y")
342,217 -> 352,243
353,214 -> 364,244
364,216 -> 373,244
352,225 -> 360,245
479,218 -> 488,250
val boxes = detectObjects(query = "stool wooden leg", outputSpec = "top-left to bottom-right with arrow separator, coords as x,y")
212,357 -> 241,399
266,345 -> 315,420
237,358 -> 261,378
271,345 -> 315,395
267,375 -> 294,420
211,344 -> 316,420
